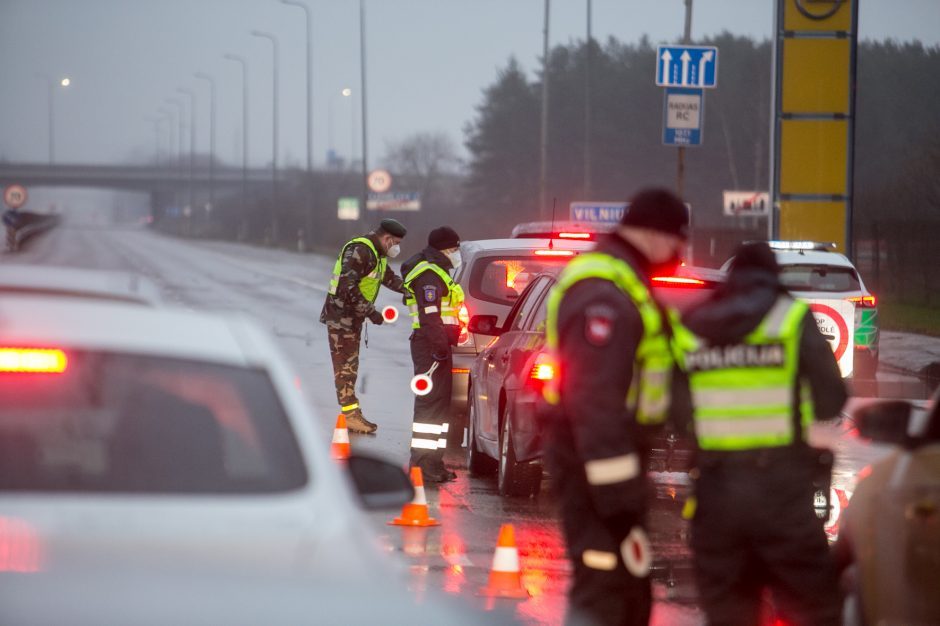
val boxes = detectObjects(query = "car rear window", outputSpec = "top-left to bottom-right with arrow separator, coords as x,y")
779,264 -> 860,292
468,255 -> 572,305
0,350 -> 308,494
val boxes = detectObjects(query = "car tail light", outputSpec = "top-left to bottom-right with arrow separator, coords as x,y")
652,276 -> 705,287
529,352 -> 556,383
451,368 -> 470,374
0,348 -> 68,374
847,295 -> 876,307
558,232 -> 592,240
534,249 -> 575,257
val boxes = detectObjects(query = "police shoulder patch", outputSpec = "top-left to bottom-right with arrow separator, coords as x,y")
423,285 -> 438,302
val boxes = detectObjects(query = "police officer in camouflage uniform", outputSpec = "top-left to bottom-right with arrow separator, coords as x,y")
320,219 -> 407,434
543,189 -> 691,626
401,226 -> 464,483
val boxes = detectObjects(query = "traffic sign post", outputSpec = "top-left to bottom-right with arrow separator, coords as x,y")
367,169 -> 392,194
337,197 -> 360,221
656,45 -> 719,88
3,184 -> 28,210
662,87 -> 703,146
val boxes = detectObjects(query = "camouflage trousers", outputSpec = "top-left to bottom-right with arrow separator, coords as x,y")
327,322 -> 363,411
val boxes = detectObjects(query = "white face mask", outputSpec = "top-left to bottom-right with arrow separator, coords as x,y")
386,243 -> 401,259
445,249 -> 462,270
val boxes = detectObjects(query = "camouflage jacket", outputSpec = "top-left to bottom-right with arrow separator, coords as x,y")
320,233 -> 405,327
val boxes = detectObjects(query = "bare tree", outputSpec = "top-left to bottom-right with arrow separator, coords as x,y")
382,131 -> 461,197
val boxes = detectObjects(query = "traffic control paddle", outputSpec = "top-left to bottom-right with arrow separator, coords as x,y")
381,305 -> 399,323
410,361 -> 440,396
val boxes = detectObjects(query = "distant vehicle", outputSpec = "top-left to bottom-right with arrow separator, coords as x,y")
450,237 -> 595,423
835,388 -> 940,625
0,296 -> 484,623
465,265 -> 725,497
721,241 -> 880,378
0,265 -> 162,306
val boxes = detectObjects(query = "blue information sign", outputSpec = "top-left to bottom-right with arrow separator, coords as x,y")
655,45 -> 718,88
569,202 -> 628,224
663,87 -> 703,147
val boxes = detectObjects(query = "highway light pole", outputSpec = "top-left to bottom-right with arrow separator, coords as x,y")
194,72 -> 217,217
252,30 -> 280,243
359,0 -> 369,228
176,87 -> 197,233
223,53 -> 250,236
38,75 -> 70,165
165,98 -> 185,212
280,0 -> 313,172
584,0 -> 592,199
540,0 -> 550,220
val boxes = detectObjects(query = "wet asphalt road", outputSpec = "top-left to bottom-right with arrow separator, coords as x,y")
5,221 -> 932,625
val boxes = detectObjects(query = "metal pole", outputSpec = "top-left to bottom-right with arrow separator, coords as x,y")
47,78 -> 54,165
281,0 -> 313,172
195,72 -> 216,217
165,98 -> 185,211
678,0 -> 692,200
539,0 -> 550,220
224,54 -> 249,236
252,30 -> 280,243
583,0 -> 592,199
359,0 -> 369,226
177,87 -> 197,229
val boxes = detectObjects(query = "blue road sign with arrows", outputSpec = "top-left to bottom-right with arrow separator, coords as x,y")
655,45 -> 718,89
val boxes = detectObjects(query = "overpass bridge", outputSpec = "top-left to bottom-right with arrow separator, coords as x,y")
0,162 -> 287,194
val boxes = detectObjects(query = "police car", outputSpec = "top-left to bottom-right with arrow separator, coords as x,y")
722,241 -> 880,378
0,295 -> 487,624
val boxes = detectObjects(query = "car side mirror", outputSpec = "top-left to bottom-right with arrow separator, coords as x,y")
467,314 -> 502,336
853,400 -> 913,447
345,454 -> 414,510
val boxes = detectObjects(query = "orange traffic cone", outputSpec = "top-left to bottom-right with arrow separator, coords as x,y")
330,413 -> 351,460
388,467 -> 440,527
478,523 -> 529,598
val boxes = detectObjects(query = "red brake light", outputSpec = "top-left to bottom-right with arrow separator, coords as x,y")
458,304 -> 471,345
529,353 -> 556,382
534,249 -> 576,257
0,348 -> 68,373
558,232 -> 592,240
847,295 -> 877,307
652,276 -> 705,287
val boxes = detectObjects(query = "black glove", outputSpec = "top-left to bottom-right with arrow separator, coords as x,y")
368,310 -> 384,325
432,351 -> 449,362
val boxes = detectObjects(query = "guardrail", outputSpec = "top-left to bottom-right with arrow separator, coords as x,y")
3,211 -> 61,252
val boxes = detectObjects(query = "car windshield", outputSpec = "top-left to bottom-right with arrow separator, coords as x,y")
779,264 -> 861,292
0,350 -> 308,494
469,255 -> 572,305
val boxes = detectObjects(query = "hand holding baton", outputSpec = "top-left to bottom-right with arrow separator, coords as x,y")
410,361 -> 440,396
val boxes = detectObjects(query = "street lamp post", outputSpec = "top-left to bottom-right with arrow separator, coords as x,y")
165,98 -> 185,212
280,0 -> 313,172
251,30 -> 280,244
38,75 -> 70,165
194,72 -> 217,218
176,87 -> 197,232
359,0 -> 369,228
224,54 -> 250,238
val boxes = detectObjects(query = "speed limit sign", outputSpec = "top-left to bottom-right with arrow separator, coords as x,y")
3,184 -> 27,210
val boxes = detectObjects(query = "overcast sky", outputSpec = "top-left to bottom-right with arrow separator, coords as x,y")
1,0 -> 938,170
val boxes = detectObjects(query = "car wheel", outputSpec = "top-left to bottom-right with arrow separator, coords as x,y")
466,391 -> 497,476
497,406 -> 542,498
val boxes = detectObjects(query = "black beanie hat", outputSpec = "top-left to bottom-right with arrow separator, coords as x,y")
621,188 -> 689,240
730,241 -> 780,274
428,226 -> 460,251
379,218 -> 407,238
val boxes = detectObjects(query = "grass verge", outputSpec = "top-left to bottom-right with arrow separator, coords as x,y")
879,302 -> 940,337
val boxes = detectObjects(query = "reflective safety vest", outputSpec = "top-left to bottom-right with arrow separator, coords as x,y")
685,296 -> 813,451
403,261 -> 465,330
544,252 -> 678,426
328,237 -> 386,303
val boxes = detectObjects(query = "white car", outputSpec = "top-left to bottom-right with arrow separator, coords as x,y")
722,242 -> 880,378
0,264 -> 162,305
450,237 -> 595,422
0,296 -> 486,624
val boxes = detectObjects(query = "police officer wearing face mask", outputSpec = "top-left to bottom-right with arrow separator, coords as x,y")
401,226 -> 464,483
542,189 -> 690,625
320,218 -> 407,434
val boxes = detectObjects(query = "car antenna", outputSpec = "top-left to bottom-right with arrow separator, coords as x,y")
549,197 -> 556,250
